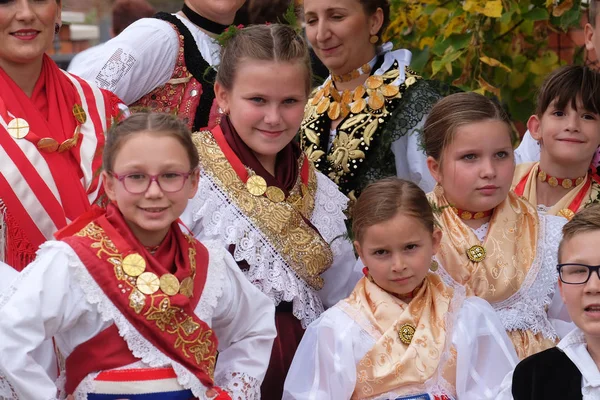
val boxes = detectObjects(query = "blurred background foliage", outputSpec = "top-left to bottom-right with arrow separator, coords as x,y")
384,0 -> 586,126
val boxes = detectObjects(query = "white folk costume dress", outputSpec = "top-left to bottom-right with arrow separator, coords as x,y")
283,273 -> 519,400
0,55 -> 125,271
70,12 -> 220,131
182,117 -> 359,399
0,204 -> 276,400
513,162 -> 600,219
428,186 -> 573,360
299,43 -> 459,202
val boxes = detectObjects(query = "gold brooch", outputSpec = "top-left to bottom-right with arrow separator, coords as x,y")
246,175 -> 267,196
558,208 -> 575,220
398,323 -> 416,345
467,245 -> 486,262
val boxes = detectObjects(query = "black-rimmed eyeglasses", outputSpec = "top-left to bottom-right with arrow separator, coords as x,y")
111,171 -> 194,194
557,263 -> 600,285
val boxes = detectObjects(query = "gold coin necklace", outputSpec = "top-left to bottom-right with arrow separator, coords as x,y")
6,104 -> 86,153
121,252 -> 194,297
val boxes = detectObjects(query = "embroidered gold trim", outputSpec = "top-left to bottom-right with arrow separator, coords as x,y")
74,222 -> 217,377
192,130 -> 333,290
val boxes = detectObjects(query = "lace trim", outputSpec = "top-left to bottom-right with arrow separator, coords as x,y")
58,241 -> 228,399
215,371 -> 261,400
189,170 -> 347,328
0,373 -> 18,400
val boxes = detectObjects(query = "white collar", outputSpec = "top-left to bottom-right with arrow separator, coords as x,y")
558,328 -> 600,390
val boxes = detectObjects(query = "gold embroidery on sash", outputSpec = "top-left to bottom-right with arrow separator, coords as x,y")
75,222 -> 217,377
192,130 -> 333,290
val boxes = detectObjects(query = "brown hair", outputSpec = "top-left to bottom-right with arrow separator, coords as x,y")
534,65 -> 600,117
246,0 -> 292,24
359,0 -> 390,43
112,0 -> 156,36
590,0 -> 599,28
102,112 -> 199,173
558,204 -> 600,262
216,23 -> 312,95
423,92 -> 511,162
352,178 -> 435,243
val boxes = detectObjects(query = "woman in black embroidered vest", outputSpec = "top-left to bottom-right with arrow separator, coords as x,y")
70,0 -> 246,131
503,205 -> 600,400
300,0 -> 458,205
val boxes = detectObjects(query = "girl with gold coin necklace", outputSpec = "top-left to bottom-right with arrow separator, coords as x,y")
183,24 -> 358,400
284,178 -> 518,399
424,92 -> 573,360
0,113 -> 276,400
300,0 -> 458,205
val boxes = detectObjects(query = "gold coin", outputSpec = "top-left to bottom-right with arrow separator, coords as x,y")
576,176 -> 585,186
316,97 -> 330,115
159,273 -> 180,296
558,208 -> 576,220
340,103 -> 350,119
7,118 -> 29,139
380,84 -> 400,97
37,138 -> 59,153
265,186 -> 286,203
179,277 -> 194,297
341,90 -> 353,105
466,245 -> 486,263
330,87 -> 341,103
136,272 -> 160,295
353,86 -> 366,101
311,88 -> 324,105
246,175 -> 267,196
123,253 -> 146,277
561,178 -> 573,189
58,137 -> 78,153
328,101 -> 341,120
365,75 -> 384,89
538,170 -> 547,182
460,211 -> 473,220
473,212 -> 485,219
405,76 -> 417,86
368,92 -> 385,110
398,323 -> 416,345
351,98 -> 367,114
72,104 -> 87,124
548,176 -> 559,187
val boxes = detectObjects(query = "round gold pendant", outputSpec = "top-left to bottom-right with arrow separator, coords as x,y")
380,84 -> 399,97
365,75 -> 384,89
265,186 -> 285,203
353,86 -> 366,101
467,245 -> 486,263
179,277 -> 194,297
136,272 -> 160,295
159,273 -> 180,296
538,170 -> 547,182
368,91 -> 385,110
246,175 -> 267,196
58,137 -> 78,153
122,253 -> 146,277
328,101 -> 341,120
576,176 -> 585,186
548,176 -> 559,187
460,211 -> 473,220
351,98 -> 367,114
7,118 -> 30,139
72,104 -> 87,124
398,323 -> 416,345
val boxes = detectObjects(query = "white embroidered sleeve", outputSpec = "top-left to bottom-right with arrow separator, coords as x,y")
514,130 -> 541,164
211,249 -> 276,400
69,18 -> 179,104
0,244 -> 88,400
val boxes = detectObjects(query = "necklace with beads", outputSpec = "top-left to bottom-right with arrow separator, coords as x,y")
452,207 -> 494,220
538,169 -> 586,189
331,56 -> 377,83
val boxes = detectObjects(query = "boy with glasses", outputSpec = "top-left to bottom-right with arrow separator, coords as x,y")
510,204 -> 600,399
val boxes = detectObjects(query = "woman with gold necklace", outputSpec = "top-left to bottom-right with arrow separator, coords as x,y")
300,0 -> 456,204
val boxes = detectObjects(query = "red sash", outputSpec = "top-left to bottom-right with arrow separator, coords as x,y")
0,55 -> 122,270
60,204 -> 218,392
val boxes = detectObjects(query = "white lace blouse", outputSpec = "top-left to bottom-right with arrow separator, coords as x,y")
0,240 -> 276,400
69,14 -> 220,105
282,295 -> 518,399
182,170 -> 360,328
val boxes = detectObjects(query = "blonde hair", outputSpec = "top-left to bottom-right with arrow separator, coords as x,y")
423,92 -> 511,162
216,24 -> 312,96
559,204 -> 600,262
352,178 -> 434,243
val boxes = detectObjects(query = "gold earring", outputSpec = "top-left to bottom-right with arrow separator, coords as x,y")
369,35 -> 379,44
430,259 -> 439,272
